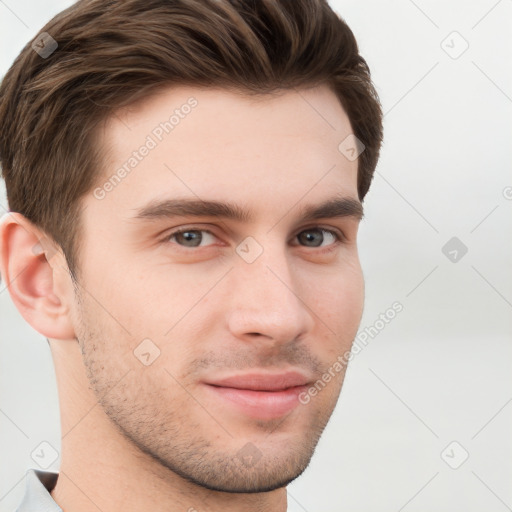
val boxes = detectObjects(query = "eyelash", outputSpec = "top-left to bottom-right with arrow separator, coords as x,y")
162,226 -> 344,252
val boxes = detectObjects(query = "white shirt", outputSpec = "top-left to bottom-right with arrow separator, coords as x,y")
16,469 -> 61,512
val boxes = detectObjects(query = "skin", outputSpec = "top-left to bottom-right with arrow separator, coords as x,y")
0,84 -> 364,512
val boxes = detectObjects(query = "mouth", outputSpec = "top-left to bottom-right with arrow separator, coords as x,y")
202,371 -> 311,420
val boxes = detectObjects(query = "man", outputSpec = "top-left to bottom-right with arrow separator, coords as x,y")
0,0 -> 383,510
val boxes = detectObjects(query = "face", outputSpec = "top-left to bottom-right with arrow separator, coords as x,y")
71,84 -> 364,492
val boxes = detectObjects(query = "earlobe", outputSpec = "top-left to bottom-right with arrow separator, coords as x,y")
0,212 -> 76,340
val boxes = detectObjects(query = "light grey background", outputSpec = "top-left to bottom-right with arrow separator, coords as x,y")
1,1 -> 511,511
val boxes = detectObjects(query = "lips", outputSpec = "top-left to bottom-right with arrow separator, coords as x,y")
203,371 -> 311,420
206,371 -> 310,391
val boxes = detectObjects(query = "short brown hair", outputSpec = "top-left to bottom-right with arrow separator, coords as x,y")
0,0 -> 383,279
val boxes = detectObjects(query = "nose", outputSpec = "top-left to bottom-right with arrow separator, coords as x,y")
226,243 -> 315,347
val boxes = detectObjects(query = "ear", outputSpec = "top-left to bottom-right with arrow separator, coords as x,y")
0,212 -> 76,339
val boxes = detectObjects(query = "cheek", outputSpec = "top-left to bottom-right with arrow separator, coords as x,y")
82,255 -> 225,343
310,263 -> 364,336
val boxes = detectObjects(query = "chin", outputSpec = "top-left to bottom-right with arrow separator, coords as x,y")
138,434 -> 317,494
169,455 -> 312,494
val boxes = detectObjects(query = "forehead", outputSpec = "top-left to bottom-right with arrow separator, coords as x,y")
91,84 -> 359,222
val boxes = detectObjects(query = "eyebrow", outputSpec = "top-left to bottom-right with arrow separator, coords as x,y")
132,195 -> 364,223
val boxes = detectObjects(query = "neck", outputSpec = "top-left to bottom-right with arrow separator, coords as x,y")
48,339 -> 287,512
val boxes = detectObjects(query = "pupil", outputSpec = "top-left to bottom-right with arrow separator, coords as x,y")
301,230 -> 322,247
180,231 -> 201,246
